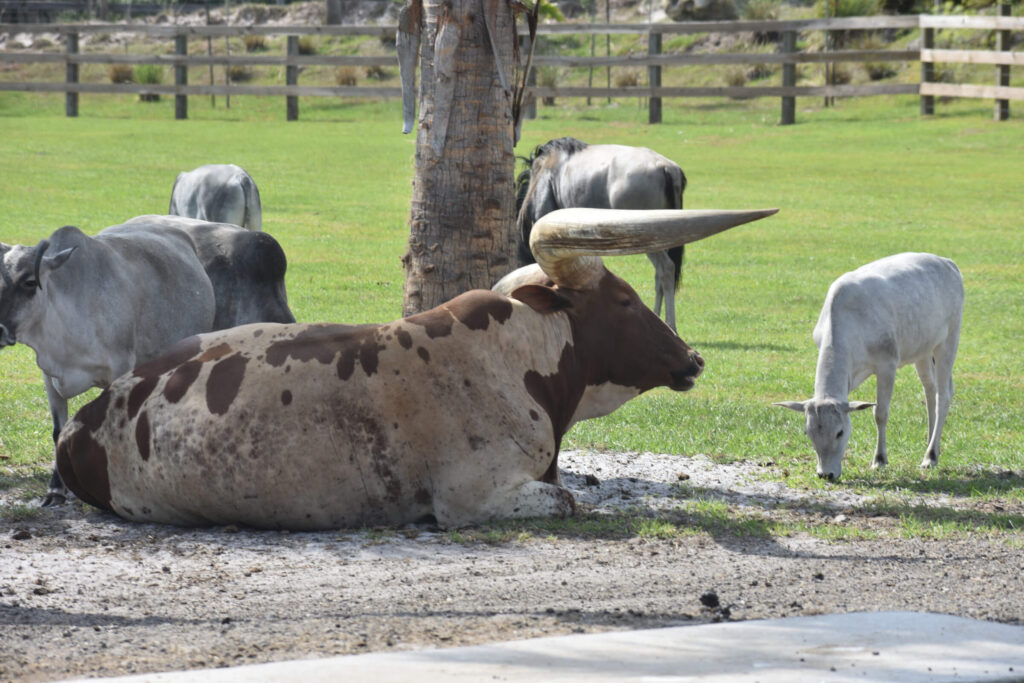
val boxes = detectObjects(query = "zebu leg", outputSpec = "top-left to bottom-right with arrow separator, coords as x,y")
915,356 -> 938,455
41,373 -> 70,507
923,335 -> 959,469
871,364 -> 897,470
646,250 -> 677,332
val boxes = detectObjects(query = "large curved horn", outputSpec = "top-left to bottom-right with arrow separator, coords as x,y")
530,208 -> 778,290
32,239 -> 50,289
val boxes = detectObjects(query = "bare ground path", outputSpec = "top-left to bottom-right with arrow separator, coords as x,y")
2,451 -> 1022,682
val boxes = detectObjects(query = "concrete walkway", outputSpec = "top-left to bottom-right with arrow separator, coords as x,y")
69,612 -> 1024,682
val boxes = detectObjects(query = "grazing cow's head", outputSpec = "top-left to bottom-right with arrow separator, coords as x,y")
0,234 -> 77,348
496,207 -> 778,424
774,398 -> 874,481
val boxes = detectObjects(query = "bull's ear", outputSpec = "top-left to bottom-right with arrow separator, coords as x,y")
845,401 -> 875,412
510,284 -> 572,314
773,400 -> 809,413
44,246 -> 76,271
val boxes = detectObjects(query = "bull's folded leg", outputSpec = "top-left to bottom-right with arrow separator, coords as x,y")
433,480 -> 576,528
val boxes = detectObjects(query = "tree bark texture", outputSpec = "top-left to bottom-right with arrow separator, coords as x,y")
401,0 -> 518,316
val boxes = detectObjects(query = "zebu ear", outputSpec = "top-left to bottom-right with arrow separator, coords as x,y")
33,239 -> 77,289
773,400 -> 810,413
510,284 -> 572,314
845,401 -> 875,412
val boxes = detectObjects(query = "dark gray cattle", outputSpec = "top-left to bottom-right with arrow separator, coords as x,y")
0,215 -> 294,505
515,137 -> 687,331
169,164 -> 262,231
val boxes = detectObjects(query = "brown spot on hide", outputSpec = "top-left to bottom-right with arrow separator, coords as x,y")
114,396 -> 125,410
163,360 -> 202,403
56,423 -> 112,512
265,324 -> 386,381
266,324 -> 367,366
133,336 -> 201,379
199,343 -> 235,362
468,435 -> 486,450
417,347 -> 430,363
404,307 -> 453,339
447,292 -> 514,331
523,343 -> 584,453
337,351 -> 355,381
76,389 -> 111,433
253,329 -> 264,338
395,328 -> 413,349
206,354 -> 249,416
281,390 -> 292,406
135,411 -> 151,461
127,376 -> 158,420
529,409 -> 539,421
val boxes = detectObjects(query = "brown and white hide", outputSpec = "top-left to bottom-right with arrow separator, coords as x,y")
56,271 -> 703,530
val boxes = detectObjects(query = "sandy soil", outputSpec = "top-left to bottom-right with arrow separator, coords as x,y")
2,450 -> 1023,682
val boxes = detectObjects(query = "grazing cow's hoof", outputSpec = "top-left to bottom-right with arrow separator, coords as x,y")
40,491 -> 68,507
920,452 -> 939,469
871,454 -> 888,470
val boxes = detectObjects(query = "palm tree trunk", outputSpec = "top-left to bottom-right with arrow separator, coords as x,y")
401,0 -> 518,316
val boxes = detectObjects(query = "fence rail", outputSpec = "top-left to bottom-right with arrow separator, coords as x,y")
0,13 -> 1020,122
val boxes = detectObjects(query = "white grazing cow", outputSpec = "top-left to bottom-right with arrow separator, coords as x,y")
774,252 -> 964,481
169,164 -> 262,231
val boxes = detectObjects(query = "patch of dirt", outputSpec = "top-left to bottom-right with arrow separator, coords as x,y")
2,450 -> 1023,682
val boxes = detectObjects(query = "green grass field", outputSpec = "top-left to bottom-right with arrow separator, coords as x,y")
0,91 -> 1021,506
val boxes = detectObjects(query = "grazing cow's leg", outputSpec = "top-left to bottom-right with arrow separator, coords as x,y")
915,356 -> 939,453
434,479 -> 575,528
871,363 -> 898,470
646,250 -> 677,332
41,373 -> 70,507
923,339 -> 958,468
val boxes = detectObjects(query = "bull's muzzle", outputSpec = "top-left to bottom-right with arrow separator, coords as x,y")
669,352 -> 704,391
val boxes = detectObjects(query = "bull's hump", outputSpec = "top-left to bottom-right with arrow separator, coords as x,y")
404,291 -> 514,338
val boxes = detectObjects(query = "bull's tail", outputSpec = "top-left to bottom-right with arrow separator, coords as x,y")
664,166 -> 687,286
241,173 -> 263,231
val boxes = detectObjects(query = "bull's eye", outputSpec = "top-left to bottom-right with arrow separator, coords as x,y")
20,277 -> 37,291
619,297 -> 632,308
836,429 -> 844,439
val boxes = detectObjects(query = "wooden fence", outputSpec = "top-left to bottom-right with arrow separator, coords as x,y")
1,13 -> 1021,123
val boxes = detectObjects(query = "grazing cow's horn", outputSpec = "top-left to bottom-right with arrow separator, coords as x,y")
530,208 -> 779,290
32,239 -> 50,289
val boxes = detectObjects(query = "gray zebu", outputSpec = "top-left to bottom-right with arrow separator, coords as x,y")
56,207 -> 776,530
774,253 -> 964,482
169,164 -> 262,231
0,215 -> 294,506
516,137 -> 688,331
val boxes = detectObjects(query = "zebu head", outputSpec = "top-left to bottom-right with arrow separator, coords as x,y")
0,233 -> 78,348
774,398 -> 875,481
514,137 -> 590,265
496,207 -> 778,424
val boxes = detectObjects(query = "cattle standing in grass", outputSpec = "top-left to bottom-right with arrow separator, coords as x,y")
515,137 -> 688,331
774,253 -> 964,482
0,215 -> 294,506
169,164 -> 262,231
56,207 -> 776,530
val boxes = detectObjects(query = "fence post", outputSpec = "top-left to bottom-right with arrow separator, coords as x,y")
65,30 -> 78,117
920,26 -> 934,116
287,35 -> 299,121
648,29 -> 661,124
780,30 -> 795,126
174,33 -> 188,120
995,1 -> 1010,121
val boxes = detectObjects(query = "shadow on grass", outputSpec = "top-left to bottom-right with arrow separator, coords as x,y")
693,340 -> 797,353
